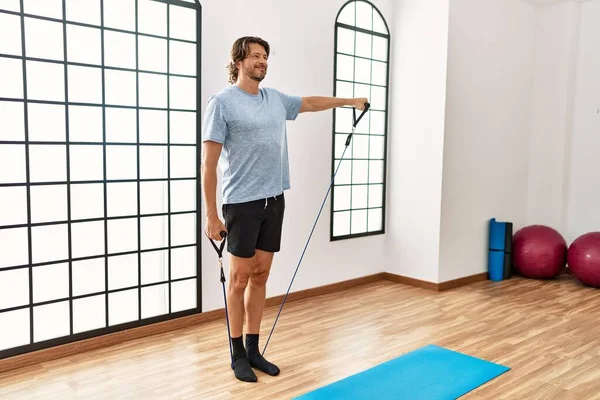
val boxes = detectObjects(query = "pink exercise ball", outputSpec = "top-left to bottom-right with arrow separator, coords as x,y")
512,225 -> 567,279
567,232 -> 600,287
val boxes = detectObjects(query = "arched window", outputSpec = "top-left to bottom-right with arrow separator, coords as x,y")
331,0 -> 389,240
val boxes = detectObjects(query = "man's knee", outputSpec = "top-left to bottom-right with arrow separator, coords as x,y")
229,256 -> 253,294
250,266 -> 270,286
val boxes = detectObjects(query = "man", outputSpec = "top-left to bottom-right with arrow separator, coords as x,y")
201,36 -> 367,383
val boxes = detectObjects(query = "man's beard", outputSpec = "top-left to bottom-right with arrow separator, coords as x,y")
243,64 -> 266,82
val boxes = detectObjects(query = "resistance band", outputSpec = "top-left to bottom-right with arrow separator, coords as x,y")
262,102 -> 370,356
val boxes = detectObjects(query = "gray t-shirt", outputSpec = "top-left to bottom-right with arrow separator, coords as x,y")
202,85 -> 302,204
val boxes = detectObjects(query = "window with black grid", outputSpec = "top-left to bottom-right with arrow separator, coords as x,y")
331,0 -> 389,240
0,0 -> 201,359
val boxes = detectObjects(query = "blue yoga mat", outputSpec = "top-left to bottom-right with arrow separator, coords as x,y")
293,344 -> 510,400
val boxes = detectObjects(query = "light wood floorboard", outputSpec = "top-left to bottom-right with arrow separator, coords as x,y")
1,272 -> 600,399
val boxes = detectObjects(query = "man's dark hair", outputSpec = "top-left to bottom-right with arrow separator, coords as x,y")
227,36 -> 270,84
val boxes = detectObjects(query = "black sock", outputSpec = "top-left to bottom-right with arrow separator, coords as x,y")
230,336 -> 257,382
245,334 -> 280,376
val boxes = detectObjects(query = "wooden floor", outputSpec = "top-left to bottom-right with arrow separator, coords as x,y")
2,272 -> 600,399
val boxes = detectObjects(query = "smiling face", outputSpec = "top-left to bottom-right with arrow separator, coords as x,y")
237,43 -> 268,82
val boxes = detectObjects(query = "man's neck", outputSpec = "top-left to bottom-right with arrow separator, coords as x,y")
235,78 -> 260,95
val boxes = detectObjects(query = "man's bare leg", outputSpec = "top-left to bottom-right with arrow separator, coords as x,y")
227,253 -> 257,382
244,249 -> 280,376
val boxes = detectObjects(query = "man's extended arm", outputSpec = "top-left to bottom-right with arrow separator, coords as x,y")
299,97 -> 368,113
201,140 -> 227,240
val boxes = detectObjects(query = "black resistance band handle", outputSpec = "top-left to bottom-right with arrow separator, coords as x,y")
346,102 -> 370,146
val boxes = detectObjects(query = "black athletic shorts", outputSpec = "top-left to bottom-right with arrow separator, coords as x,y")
222,193 -> 285,258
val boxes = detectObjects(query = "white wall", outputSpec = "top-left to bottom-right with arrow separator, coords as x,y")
566,0 -> 600,243
199,0 -> 395,311
438,0 -> 535,282
527,2 -> 579,233
385,0 -> 449,283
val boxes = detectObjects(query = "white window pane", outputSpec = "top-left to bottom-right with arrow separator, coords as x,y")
352,134 -> 369,159
106,108 -> 137,143
108,254 -> 138,290
33,263 -> 69,303
336,27 -> 354,55
30,184 -> 68,223
356,1 -> 372,31
73,294 -> 106,333
106,145 -> 137,180
336,54 -> 353,81
368,208 -> 383,232
139,73 -> 167,109
141,250 -> 168,285
141,283 -> 168,319
0,101 -> 25,141
34,301 -> 70,342
0,13 -> 22,56
67,25 -> 101,65
27,61 -> 64,102
171,213 -> 195,247
370,135 -> 385,159
170,180 -> 195,212
354,82 -> 370,101
0,0 -> 20,12
373,11 -> 388,34
104,31 -> 136,69
68,65 -> 103,104
354,57 -> 371,84
170,111 -> 195,144
372,36 -> 388,62
337,2 -> 354,25
355,32 -> 372,59
372,61 -> 387,86
32,224 -> 68,264
0,144 -> 26,184
66,0 -> 100,26
72,258 -> 105,296
333,211 -> 350,237
25,18 -> 63,61
109,289 -> 138,326
371,85 -> 386,110
369,160 -> 384,184
140,146 -> 168,180
140,110 -> 167,143
0,187 -> 27,226
0,228 -> 28,268
169,41 -> 196,76
103,0 -> 135,31
370,110 -> 385,135
29,145 -> 67,183
28,103 -> 66,142
171,247 -> 195,280
141,216 -> 168,250
0,268 -> 29,309
138,0 -> 167,36
72,221 -> 105,258
351,209 -> 367,234
352,160 -> 368,184
70,183 -> 104,220
70,145 -> 104,181
24,0 -> 62,19
352,185 -> 368,209
0,58 -> 24,99
171,279 -> 196,312
170,146 -> 195,179
69,106 -> 103,142
169,5 -> 196,42
333,159 -> 351,185
107,218 -> 138,254
369,184 -> 383,208
107,182 -> 137,217
105,69 -> 136,107
333,185 -> 350,211
0,309 -> 30,352
354,112 -> 370,134
336,80 -> 353,100
334,134 -> 349,159
140,181 -> 168,215
139,36 -> 167,73
335,107 -> 352,133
